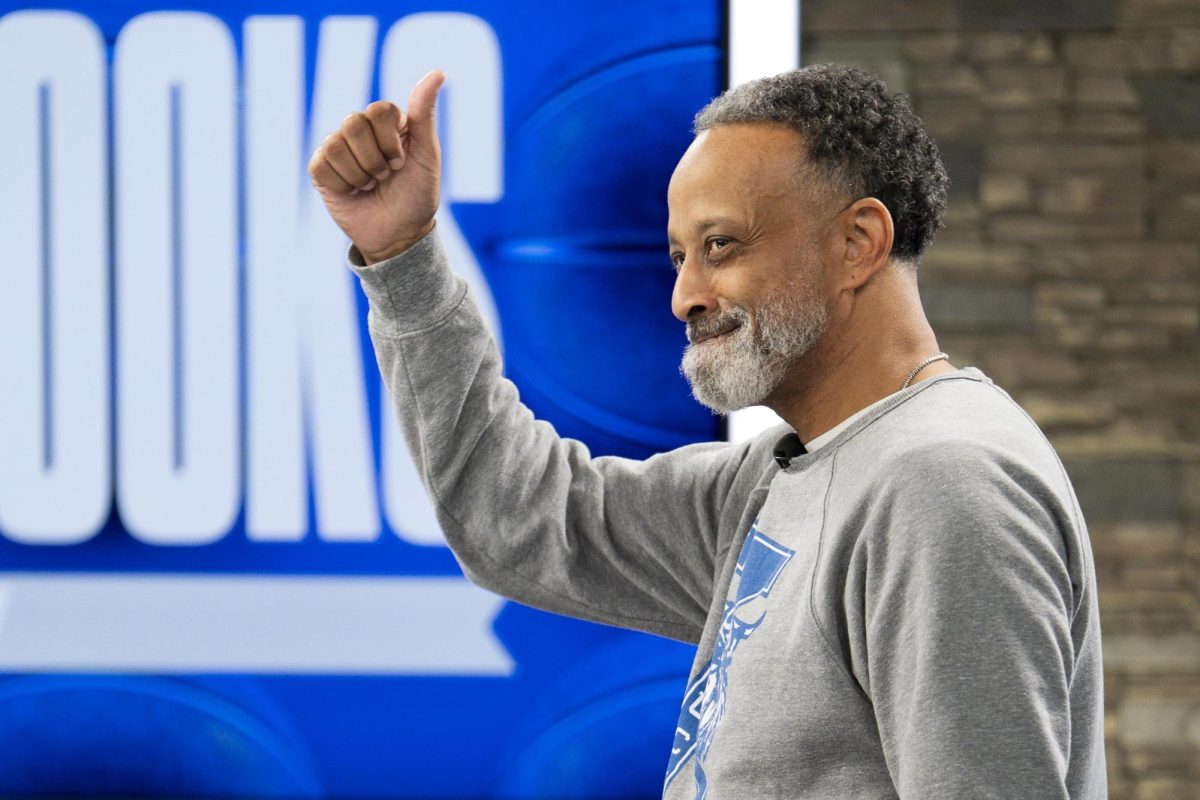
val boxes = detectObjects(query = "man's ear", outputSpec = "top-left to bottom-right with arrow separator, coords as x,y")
829,197 -> 895,291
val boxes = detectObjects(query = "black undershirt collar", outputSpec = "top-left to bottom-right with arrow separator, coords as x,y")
772,433 -> 807,468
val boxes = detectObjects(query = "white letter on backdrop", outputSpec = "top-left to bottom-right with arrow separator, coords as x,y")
114,12 -> 239,545
243,15 -> 309,542
245,16 -> 382,542
0,11 -> 109,545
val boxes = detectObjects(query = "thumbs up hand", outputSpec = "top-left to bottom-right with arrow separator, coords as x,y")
309,69 -> 446,264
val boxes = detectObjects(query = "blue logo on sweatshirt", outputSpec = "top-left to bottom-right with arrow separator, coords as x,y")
664,526 -> 795,797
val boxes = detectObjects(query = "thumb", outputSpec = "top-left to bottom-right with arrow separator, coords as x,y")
405,69 -> 446,150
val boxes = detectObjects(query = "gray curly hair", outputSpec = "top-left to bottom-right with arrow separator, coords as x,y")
693,64 -> 949,262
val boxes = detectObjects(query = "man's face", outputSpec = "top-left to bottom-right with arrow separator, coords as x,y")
667,124 -> 833,414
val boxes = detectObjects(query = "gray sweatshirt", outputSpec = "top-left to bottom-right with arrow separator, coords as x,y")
347,230 -> 1107,799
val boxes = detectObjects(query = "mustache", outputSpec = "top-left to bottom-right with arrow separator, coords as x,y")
686,306 -> 750,344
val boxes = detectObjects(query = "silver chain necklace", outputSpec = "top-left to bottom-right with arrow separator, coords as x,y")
900,352 -> 950,391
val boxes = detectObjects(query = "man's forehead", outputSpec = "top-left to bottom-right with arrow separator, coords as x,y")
677,123 -> 807,169
667,124 -> 838,237
670,125 -> 813,197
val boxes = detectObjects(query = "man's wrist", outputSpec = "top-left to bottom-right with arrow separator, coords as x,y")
347,223 -> 460,336
358,220 -> 436,265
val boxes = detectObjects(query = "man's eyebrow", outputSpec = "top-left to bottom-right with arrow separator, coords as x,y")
667,216 -> 741,247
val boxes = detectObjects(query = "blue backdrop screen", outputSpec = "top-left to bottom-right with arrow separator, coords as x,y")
0,0 -> 723,795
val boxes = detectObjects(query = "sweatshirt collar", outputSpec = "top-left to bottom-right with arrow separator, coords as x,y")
771,367 -> 986,469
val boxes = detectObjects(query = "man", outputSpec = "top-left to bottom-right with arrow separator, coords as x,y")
309,64 -> 1106,799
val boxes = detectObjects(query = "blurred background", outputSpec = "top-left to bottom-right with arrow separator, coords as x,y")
797,1 -> 1200,797
0,0 -> 1196,797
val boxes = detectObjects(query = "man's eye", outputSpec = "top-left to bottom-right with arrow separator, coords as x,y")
707,238 -> 731,254
670,253 -> 685,270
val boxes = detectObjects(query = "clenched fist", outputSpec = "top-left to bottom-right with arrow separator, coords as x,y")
308,69 -> 446,264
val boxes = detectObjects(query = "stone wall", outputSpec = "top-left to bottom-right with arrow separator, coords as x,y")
802,0 -> 1200,796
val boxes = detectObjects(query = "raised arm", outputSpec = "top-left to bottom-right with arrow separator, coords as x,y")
309,72 -> 773,642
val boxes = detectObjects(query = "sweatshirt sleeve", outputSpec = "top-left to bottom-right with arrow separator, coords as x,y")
852,440 -> 1078,799
346,228 -> 766,643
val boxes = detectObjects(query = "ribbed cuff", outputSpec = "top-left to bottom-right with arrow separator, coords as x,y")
345,225 -> 464,335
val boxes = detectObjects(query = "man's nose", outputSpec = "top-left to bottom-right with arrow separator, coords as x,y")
671,258 -> 718,322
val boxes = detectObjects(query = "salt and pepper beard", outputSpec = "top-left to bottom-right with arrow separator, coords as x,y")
680,281 -> 829,414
